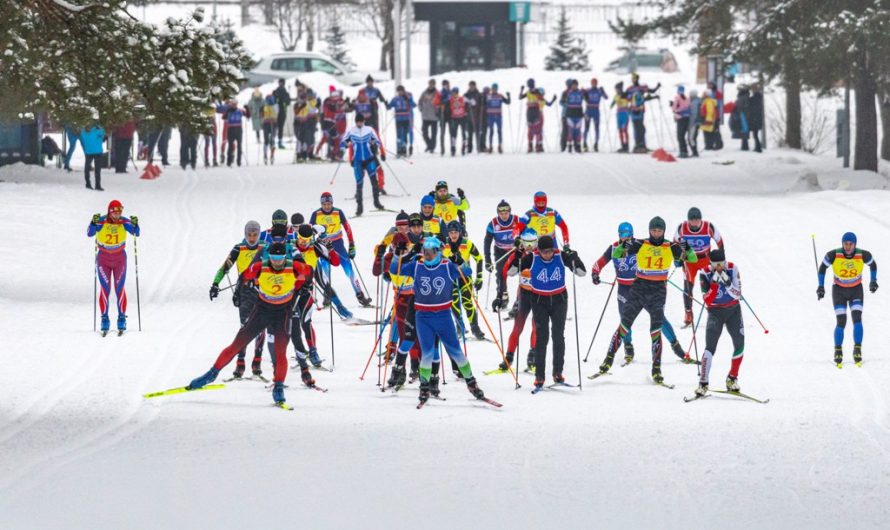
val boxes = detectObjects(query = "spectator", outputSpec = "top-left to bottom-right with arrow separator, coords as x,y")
670,85 -> 691,158
730,84 -> 751,151
202,105 -> 218,167
748,83 -> 765,153
63,125 -> 80,172
112,119 -> 136,173
179,124 -> 198,170
700,90 -> 719,151
80,124 -> 106,191
247,87 -> 264,144
418,79 -> 439,153
687,89 -> 702,157
273,79 -> 291,148
707,81 -> 724,150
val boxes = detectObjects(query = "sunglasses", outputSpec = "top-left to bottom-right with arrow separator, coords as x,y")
110,207 -> 122,213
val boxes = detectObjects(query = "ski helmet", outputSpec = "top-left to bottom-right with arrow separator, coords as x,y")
435,180 -> 448,191
687,207 -> 702,221
709,248 -> 726,263
244,220 -> 261,237
447,220 -> 462,233
420,195 -> 435,207
272,209 -> 288,225
527,78 -> 536,89
842,232 -> 857,245
649,216 -> 666,232
618,222 -> 633,239
268,242 -> 288,260
320,192 -> 333,204
538,235 -> 555,251
422,237 -> 443,267
107,200 -> 123,213
533,191 -> 547,210
520,228 -> 538,249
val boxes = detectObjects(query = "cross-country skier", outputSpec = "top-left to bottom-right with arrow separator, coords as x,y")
429,180 -> 469,229
501,228 -> 540,371
218,99 -> 250,167
362,75 -> 388,132
261,95 -> 278,164
259,209 -> 295,245
310,192 -> 372,307
694,248 -> 746,397
595,216 -> 697,384
519,81 -> 556,153
393,238 -> 487,406
340,112 -> 386,216
485,83 -> 511,153
443,221 -> 485,340
612,82 -> 630,153
674,207 -> 724,326
512,235 -> 586,390
817,232 -> 878,367
514,191 -> 570,248
583,78 -> 608,152
419,195 -> 446,242
209,220 -> 267,378
447,87 -> 469,156
626,73 -> 660,153
87,200 -> 140,335
560,79 -> 585,153
386,85 -> 417,157
384,232 -> 423,387
187,242 -> 312,407
591,222 -> 695,365
484,200 -> 520,310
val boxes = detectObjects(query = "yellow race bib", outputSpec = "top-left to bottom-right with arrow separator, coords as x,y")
636,241 -> 671,281
434,201 -> 459,224
258,267 -> 297,304
97,222 -> 127,252
529,213 -> 556,238
235,246 -> 260,275
832,253 -> 864,287
316,211 -> 343,238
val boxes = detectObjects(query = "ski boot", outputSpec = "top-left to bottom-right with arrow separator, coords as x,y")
487,146 -> 493,154
387,365 -> 407,388
526,350 -> 536,372
507,301 -> 519,320
451,145 -> 456,157
301,367 -> 315,388
498,145 -> 503,154
498,353 -> 515,372
409,358 -> 420,382
573,141 -> 582,153
470,323 -> 486,340
117,314 -> 127,332
695,381 -> 709,397
233,359 -> 246,379
599,353 -> 615,374
853,344 -> 862,365
583,142 -> 589,152
623,343 -> 635,365
683,309 -> 693,327
272,381 -> 286,404
651,364 -> 664,384
553,373 -> 566,384
527,142 -> 534,153
465,376 -> 485,399
429,375 -> 441,397
251,356 -> 263,376
834,346 -> 843,367
533,378 -> 544,392
535,142 -> 544,153
308,347 -> 323,368
594,142 -> 599,152
100,314 -> 111,334
419,381 -> 430,405
188,367 -> 219,390
356,292 -> 373,307
725,375 -> 740,392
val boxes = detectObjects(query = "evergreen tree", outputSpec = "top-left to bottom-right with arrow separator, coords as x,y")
324,19 -> 354,67
544,7 -> 590,71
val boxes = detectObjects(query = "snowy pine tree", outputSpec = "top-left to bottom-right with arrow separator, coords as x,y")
544,7 -> 590,71
324,19 -> 354,67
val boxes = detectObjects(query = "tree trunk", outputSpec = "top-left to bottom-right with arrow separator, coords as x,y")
241,0 -> 250,26
264,0 -> 274,25
784,58 -> 802,149
879,87 -> 890,162
305,2 -> 315,51
853,50 -> 878,172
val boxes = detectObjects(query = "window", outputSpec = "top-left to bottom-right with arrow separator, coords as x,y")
310,59 -> 342,75
271,58 -> 308,72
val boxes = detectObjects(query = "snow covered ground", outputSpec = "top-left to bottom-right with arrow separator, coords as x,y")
2,143 -> 890,528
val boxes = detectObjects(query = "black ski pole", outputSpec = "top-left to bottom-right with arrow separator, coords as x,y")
572,271 -> 582,390
133,233 -> 142,331
351,257 -> 372,299
583,279 -> 616,362
93,242 -> 98,332
381,158 -> 411,196
330,299 -> 335,370
811,234 -> 820,272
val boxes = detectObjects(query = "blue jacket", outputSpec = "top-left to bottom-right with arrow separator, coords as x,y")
80,126 -> 106,155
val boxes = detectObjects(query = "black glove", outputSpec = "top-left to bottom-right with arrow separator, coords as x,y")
324,239 -> 334,251
513,236 -> 521,248
396,239 -> 408,253
130,215 -> 139,226
562,243 -> 571,253
485,260 -> 494,273
383,271 -> 391,282
492,297 -> 503,311
677,239 -> 689,251
816,285 -> 825,300
381,153 -> 386,162
457,187 -> 465,199
591,272 -> 600,285
870,281 -> 878,293
451,253 -> 464,266
474,276 -> 484,291
427,191 -> 435,198
232,290 -> 240,307
376,245 -> 386,257
92,213 -> 101,224
209,283 -> 219,300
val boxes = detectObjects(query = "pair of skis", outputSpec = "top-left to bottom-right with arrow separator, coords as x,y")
683,389 -> 770,404
531,381 -> 578,395
417,396 -> 502,410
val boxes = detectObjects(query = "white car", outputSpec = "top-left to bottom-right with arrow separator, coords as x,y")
244,52 -> 388,87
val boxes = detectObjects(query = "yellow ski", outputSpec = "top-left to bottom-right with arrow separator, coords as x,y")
143,384 -> 225,399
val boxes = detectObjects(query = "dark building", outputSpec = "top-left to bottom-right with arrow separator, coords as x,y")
0,117 -> 41,167
414,1 -> 530,75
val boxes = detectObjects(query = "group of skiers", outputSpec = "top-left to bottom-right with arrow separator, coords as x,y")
669,81 -> 765,157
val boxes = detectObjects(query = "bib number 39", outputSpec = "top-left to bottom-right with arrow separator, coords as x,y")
419,276 -> 447,296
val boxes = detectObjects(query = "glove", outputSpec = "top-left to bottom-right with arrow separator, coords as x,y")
376,245 -> 386,257
506,91 -> 511,97
870,281 -> 879,293
457,187 -> 465,199
209,283 -> 219,300
232,290 -> 240,307
474,276 -> 484,291
396,239 -> 408,253
674,260 -> 683,269
323,239 -> 334,251
485,260 -> 494,273
427,191 -> 435,198
383,271 -> 391,282
677,239 -> 689,251
715,270 -> 731,286
381,153 -> 386,162
492,297 -> 503,311
591,272 -> 601,285
513,236 -> 521,248
562,244 -> 571,253
451,252 -> 464,266
348,243 -> 356,259
92,213 -> 101,224
816,285 -> 825,300
130,215 -> 138,226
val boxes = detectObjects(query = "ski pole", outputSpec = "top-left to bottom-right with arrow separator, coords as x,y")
329,298 -> 335,370
329,160 -> 342,185
380,252 -> 404,391
667,278 -> 704,307
384,147 -> 415,166
572,271 -> 582,390
741,296 -> 769,334
496,303 -> 504,355
133,233 -> 142,331
351,257 -> 372,299
485,269 -> 492,308
93,242 -> 98,332
381,158 -> 411,196
811,234 -> 820,272
583,278 -> 615,362
360,301 -> 395,381
686,301 -> 706,376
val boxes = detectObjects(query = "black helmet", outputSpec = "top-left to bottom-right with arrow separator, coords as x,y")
537,235 -> 555,250
268,242 -> 287,258
447,220 -> 462,233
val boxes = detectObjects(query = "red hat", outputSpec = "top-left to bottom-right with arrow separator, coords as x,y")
392,232 -> 410,247
329,85 -> 336,94
108,199 -> 123,213
395,210 -> 410,227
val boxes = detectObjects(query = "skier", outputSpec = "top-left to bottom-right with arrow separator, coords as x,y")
670,85 -> 691,158
501,228 -> 540,371
520,81 -> 556,153
419,80 -> 439,153
442,220 -> 486,340
209,220 -> 267,379
186,242 -> 312,407
362,75 -> 388,132
319,87 -> 348,161
694,248 -> 746,396
429,180 -> 469,229
80,124 -> 106,190
514,191 -> 570,248
674,207 -> 724,327
372,211 -> 411,277
259,209 -> 296,245
485,83 -> 511,153
433,79 -> 452,155
583,78 -> 608,152
626,73 -> 660,153
407,213 -> 425,247
464,81 -> 484,154
484,199 -> 520,310
612,82 -> 630,153
218,99 -> 250,167
261,95 -> 278,164
294,88 -> 320,162
591,222 -> 696,365
513,235 -> 586,390
340,112 -> 385,216
447,86 -> 469,156
595,216 -> 697,384
817,232 -> 878,367
419,194 -> 446,242
560,79 -> 585,153
272,79 -> 290,149
558,79 -> 572,152
310,192 -> 373,307
87,200 -> 140,334
393,238 -> 487,406
386,85 -> 417,157
383,232 -> 423,387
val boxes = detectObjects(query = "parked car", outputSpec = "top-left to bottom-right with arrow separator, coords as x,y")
605,49 -> 679,74
244,52 -> 388,87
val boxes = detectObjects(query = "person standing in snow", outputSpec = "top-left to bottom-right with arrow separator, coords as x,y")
111,119 -> 135,173
87,200 -> 140,334
583,78 -> 608,152
218,99 -> 250,167
418,80 -> 439,153
748,83 -> 765,153
463,81 -> 484,154
386,85 -> 417,157
247,87 -> 264,144
261,95 -> 278,164
80,124 -> 106,190
670,85 -> 691,158
611,82 -> 631,153
687,89 -> 702,157
560,79 -> 585,153
340,112 -> 385,216
272,79 -> 291,149
519,80 -> 556,153
484,83 -> 511,153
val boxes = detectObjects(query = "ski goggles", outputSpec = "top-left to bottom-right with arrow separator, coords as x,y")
497,207 -> 511,214
269,252 -> 287,260
271,219 -> 288,226
109,206 -> 123,214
